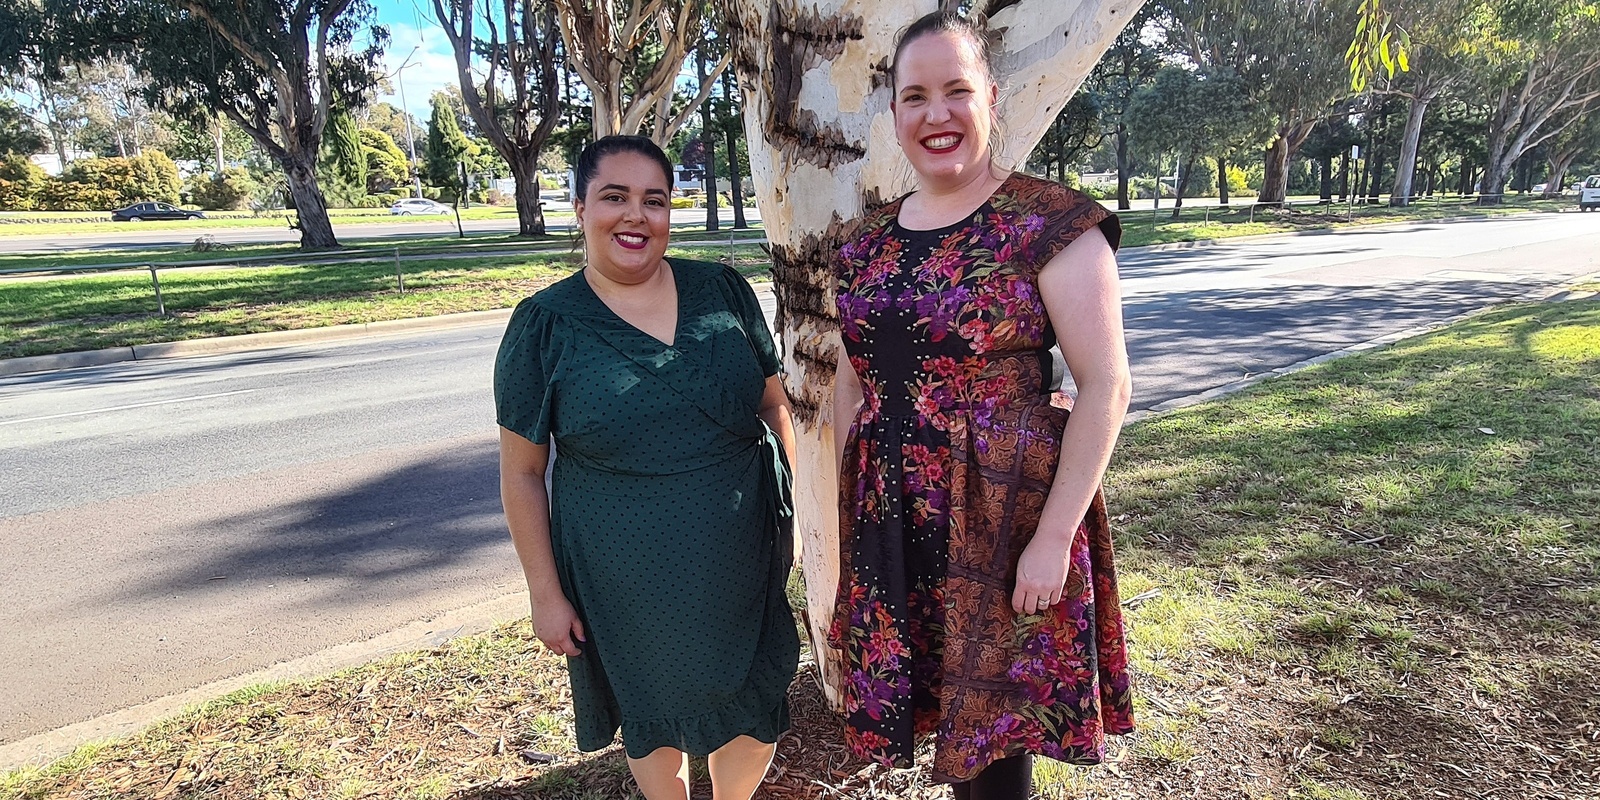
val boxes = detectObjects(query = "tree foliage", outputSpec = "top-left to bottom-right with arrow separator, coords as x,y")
425,93 -> 477,193
51,0 -> 390,248
0,100 -> 48,155
319,102 -> 368,205
360,127 -> 409,193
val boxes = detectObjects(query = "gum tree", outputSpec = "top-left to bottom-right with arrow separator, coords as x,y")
54,0 -> 388,250
431,0 -> 563,235
553,0 -> 728,146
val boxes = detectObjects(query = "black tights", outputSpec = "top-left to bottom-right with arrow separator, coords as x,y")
949,754 -> 1032,800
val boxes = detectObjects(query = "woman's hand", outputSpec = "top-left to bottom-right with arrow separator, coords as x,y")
531,593 -> 586,656
1012,531 -> 1072,615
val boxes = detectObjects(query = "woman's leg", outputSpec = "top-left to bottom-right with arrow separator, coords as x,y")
706,735 -> 777,800
949,754 -> 1033,800
626,746 -> 691,800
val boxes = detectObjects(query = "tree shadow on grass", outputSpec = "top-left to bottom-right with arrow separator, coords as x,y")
1105,298 -> 1600,796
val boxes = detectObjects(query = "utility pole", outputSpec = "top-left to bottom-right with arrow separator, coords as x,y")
393,46 -> 424,199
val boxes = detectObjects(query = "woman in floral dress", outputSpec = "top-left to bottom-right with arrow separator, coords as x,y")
829,12 -> 1136,797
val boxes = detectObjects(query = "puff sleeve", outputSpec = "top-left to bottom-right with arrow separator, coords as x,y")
493,297 -> 561,444
714,263 -> 782,378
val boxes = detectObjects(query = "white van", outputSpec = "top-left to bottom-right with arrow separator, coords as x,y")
1579,175 -> 1600,211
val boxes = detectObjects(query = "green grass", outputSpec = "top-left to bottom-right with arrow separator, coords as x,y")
5,297 -> 1594,799
1115,193 -> 1570,248
1064,296 -> 1600,799
0,242 -> 774,359
0,224 -> 768,274
0,203 -> 763,238
0,205 -> 535,237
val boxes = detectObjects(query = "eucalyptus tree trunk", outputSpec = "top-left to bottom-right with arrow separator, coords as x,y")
1217,157 -> 1230,206
282,151 -> 339,250
1258,120 -> 1316,206
1390,85 -> 1442,207
1546,148 -> 1579,199
1115,124 -> 1133,210
719,0 -> 1144,707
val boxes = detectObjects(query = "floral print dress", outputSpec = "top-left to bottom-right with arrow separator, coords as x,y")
828,173 -> 1135,783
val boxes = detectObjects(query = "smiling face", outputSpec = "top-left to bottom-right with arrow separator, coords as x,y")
574,150 -> 673,284
892,30 -> 998,192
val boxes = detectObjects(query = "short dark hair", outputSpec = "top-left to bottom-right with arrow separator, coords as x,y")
573,135 -> 674,201
890,11 -> 997,91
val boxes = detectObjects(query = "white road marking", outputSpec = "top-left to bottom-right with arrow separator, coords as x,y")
0,389 -> 258,427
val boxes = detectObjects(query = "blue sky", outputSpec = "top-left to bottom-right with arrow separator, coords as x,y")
370,0 -> 457,114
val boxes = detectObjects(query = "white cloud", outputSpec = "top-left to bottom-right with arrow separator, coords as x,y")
376,19 -> 462,115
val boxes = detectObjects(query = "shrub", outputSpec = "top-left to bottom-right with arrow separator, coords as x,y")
671,195 -> 696,209
189,167 -> 258,210
127,151 -> 182,204
361,129 -> 410,193
0,155 -> 46,210
45,152 -> 183,209
1080,182 -> 1112,201
37,179 -> 122,211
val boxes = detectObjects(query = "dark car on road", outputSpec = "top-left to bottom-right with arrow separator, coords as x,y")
111,202 -> 207,222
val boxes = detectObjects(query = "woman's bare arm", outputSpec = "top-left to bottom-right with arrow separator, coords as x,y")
1011,225 -> 1132,614
832,341 -> 864,468
499,427 -> 586,655
757,374 -> 797,466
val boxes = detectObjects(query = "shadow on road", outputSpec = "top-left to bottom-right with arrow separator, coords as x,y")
97,441 -> 506,607
1118,278 -> 1547,409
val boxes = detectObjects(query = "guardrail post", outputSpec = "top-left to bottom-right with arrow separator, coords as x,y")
148,265 -> 166,316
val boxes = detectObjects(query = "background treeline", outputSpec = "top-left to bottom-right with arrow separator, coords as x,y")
2,1 -> 1598,244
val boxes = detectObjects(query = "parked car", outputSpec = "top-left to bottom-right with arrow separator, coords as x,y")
1579,175 -> 1600,211
111,202 -> 206,222
389,198 -> 453,215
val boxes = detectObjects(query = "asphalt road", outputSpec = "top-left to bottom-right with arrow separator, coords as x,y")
3,212 -> 1599,746
0,206 -> 764,253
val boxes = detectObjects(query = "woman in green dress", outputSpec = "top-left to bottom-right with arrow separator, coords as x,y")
494,135 -> 800,800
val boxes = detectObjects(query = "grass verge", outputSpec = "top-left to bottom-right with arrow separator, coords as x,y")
0,225 -> 769,274
0,244 -> 773,360
0,206 -> 546,237
4,297 -> 1594,799
1114,194 -> 1569,249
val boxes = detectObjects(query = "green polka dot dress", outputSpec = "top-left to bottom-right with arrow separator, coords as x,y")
494,258 -> 800,758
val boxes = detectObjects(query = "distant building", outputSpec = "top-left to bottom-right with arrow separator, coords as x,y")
28,151 -> 96,176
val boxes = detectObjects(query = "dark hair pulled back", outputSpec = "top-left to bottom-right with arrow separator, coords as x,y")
889,11 -> 998,90
573,135 -> 674,201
